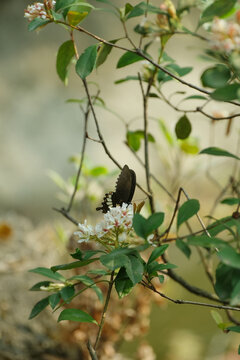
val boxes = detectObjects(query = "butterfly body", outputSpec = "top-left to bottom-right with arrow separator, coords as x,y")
96,165 -> 136,213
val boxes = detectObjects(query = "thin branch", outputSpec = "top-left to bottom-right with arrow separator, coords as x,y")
159,89 -> 240,122
54,20 -> 240,107
87,340 -> 99,360
225,310 -> 240,325
94,271 -> 115,350
138,73 -> 155,212
82,78 -> 150,198
121,20 -> 137,49
53,207 -> 79,226
162,266 -> 220,302
142,282 -> 240,312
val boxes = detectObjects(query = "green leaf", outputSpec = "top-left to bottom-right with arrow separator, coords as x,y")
124,254 -> 144,285
187,235 -> 228,248
124,3 -> 133,16
28,18 -> 50,32
227,326 -> 240,333
211,310 -> 223,325
115,75 -> 139,84
100,249 -> 143,285
199,147 -> 240,160
217,247 -> 240,269
201,64 -> 231,89
147,245 -> 169,264
87,269 -> 108,276
55,0 -> 76,12
158,119 -> 174,146
75,44 -> 98,79
181,95 -> 208,102
56,40 -> 75,84
100,250 -> 130,271
29,297 -> 49,319
176,239 -> 191,258
208,216 -> 236,237
210,84 -> 240,101
67,10 -> 89,25
175,115 -> 192,140
70,248 -> 83,260
115,267 -> 134,298
158,275 -> 164,283
68,275 -> 103,302
29,281 -> 51,291
168,64 -> 193,77
127,2 -> 168,19
58,308 -> 98,324
29,267 -> 65,282
60,286 -> 75,302
127,131 -> 141,151
49,293 -> 61,309
158,64 -> 193,83
133,212 -> 165,239
200,0 -> 237,25
221,198 -> 240,205
230,281 -> 240,305
83,249 -> 106,260
126,130 -> 155,152
215,263 -> 240,301
51,258 -> 98,272
96,40 -> 117,68
180,137 -> 199,155
147,261 -> 177,275
117,51 -> 143,68
177,199 -> 200,230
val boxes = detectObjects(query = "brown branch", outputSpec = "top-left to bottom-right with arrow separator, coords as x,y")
225,310 -> 240,325
54,20 -> 240,107
158,269 -> 222,302
87,340 -> 99,360
53,207 -> 79,226
94,271 -> 115,350
82,78 -> 150,198
138,73 -> 155,212
142,282 -> 240,312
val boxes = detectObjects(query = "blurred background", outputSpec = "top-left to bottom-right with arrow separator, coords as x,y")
1,0 -> 240,359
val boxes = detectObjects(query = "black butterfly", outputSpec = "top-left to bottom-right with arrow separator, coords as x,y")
96,165 -> 136,213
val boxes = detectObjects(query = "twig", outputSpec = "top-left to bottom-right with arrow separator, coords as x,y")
225,310 -> 240,325
94,271 -> 115,350
53,207 -> 79,226
87,340 -> 99,360
54,20 -> 240,107
82,78 -> 150,198
138,73 -> 155,212
142,282 -> 240,312
163,266 -> 220,302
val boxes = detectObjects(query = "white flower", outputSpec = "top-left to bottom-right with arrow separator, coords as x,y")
210,17 -> 240,53
74,203 -> 134,245
24,1 -> 56,22
74,220 -> 94,243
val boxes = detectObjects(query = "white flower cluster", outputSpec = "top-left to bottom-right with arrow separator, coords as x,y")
210,17 -> 240,53
74,203 -> 134,245
24,1 -> 56,22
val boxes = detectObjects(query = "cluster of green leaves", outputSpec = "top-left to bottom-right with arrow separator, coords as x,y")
29,211 -> 170,321
198,0 -> 240,101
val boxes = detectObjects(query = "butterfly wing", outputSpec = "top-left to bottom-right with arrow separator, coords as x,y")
112,165 -> 136,205
96,165 -> 136,213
